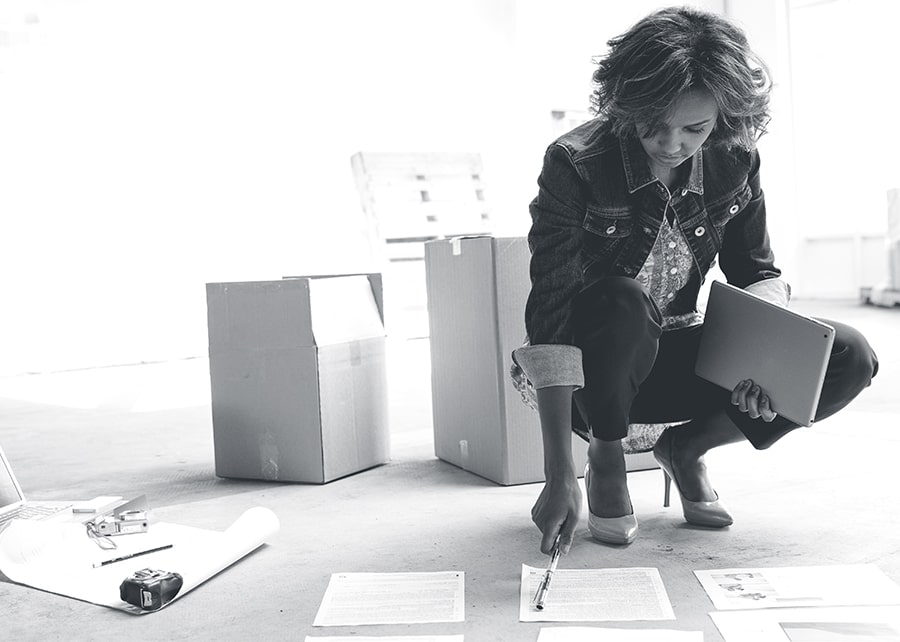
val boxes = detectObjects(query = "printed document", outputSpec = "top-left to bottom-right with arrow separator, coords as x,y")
520,565 -> 675,622
695,564 -> 900,611
710,605 -> 900,642
537,627 -> 702,641
313,571 -> 465,626
305,637 -> 463,642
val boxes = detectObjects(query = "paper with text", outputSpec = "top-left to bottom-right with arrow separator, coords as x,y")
537,626 -> 702,641
520,565 -> 675,622
313,571 -> 465,626
710,605 -> 900,641
695,564 -> 900,611
305,637 -> 463,642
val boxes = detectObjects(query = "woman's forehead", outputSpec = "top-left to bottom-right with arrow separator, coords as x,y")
667,89 -> 719,124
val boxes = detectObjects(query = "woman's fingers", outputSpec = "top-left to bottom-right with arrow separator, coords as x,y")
759,394 -> 777,422
557,514 -> 578,555
540,519 -> 564,555
747,385 -> 761,418
732,379 -> 751,411
732,379 -> 777,422
533,479 -> 582,554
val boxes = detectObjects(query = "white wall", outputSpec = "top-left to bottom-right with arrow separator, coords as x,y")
787,0 -> 900,297
1,0 -> 519,374
1,0 -> 812,376
722,0 -> 797,287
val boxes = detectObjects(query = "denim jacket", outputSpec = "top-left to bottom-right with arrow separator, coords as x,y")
512,119 -> 788,393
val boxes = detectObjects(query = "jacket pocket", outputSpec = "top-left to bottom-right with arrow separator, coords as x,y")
705,184 -> 752,244
706,184 -> 752,225
582,207 -> 634,272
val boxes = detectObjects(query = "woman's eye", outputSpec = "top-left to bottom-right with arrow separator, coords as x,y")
686,127 -> 706,134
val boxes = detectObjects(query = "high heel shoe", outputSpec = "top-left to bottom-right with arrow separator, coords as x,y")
653,429 -> 733,528
584,463 -> 638,545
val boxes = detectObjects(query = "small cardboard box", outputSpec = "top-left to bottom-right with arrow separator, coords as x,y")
206,274 -> 389,483
425,237 -> 588,485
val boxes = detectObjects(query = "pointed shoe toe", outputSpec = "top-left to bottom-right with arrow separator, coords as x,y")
587,512 -> 639,545
584,464 -> 639,545
653,431 -> 733,529
681,496 -> 733,528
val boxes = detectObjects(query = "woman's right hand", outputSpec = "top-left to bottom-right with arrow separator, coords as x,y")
531,474 -> 582,555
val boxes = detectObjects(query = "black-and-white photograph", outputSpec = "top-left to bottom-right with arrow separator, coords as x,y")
1,1 -> 897,640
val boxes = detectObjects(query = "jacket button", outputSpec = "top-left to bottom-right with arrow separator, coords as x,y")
681,189 -> 688,196
729,204 -> 740,214
694,226 -> 706,237
605,225 -> 617,235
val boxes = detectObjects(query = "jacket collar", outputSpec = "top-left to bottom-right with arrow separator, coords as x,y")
620,134 -> 704,195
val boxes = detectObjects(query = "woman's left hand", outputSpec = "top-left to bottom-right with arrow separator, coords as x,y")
731,378 -> 777,422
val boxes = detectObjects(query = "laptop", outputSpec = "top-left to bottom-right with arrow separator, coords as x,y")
695,280 -> 835,427
0,444 -> 77,529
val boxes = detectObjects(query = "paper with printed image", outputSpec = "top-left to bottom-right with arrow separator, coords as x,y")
695,564 -> 900,611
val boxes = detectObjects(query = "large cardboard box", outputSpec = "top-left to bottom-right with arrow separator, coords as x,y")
425,236 -> 658,485
206,275 -> 389,483
424,237 -> 586,485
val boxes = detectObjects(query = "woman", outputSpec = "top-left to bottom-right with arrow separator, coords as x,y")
512,6 -> 878,555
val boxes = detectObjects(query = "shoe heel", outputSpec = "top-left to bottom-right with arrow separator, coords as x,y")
662,469 -> 671,508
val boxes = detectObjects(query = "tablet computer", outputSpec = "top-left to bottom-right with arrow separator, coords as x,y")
695,280 -> 835,427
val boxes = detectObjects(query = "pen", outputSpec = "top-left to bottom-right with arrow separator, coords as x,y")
92,544 -> 173,568
532,535 -> 562,610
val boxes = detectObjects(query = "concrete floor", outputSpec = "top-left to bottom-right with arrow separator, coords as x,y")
0,299 -> 898,641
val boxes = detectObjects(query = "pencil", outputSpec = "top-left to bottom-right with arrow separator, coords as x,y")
533,535 -> 562,610
92,544 -> 174,568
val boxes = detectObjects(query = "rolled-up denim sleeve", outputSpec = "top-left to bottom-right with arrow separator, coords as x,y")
745,277 -> 792,308
524,143 -> 588,347
719,149 -> 784,289
512,344 -> 585,390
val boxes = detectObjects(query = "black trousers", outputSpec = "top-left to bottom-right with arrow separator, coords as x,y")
571,277 -> 879,449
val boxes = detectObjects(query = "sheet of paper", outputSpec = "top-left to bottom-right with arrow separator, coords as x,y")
695,564 -> 900,611
519,565 -> 675,622
0,506 -> 279,614
305,637 -> 463,642
537,626 -> 702,641
710,605 -> 900,641
312,571 -> 465,626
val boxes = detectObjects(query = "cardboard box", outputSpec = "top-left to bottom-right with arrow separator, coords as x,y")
424,237 -> 576,485
206,275 -> 389,483
425,236 -> 659,485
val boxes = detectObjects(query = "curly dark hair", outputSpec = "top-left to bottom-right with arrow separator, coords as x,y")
590,6 -> 771,150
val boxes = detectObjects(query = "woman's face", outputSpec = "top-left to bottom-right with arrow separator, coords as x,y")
638,89 -> 719,170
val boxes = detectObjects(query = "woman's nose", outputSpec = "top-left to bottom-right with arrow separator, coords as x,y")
658,130 -> 681,153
